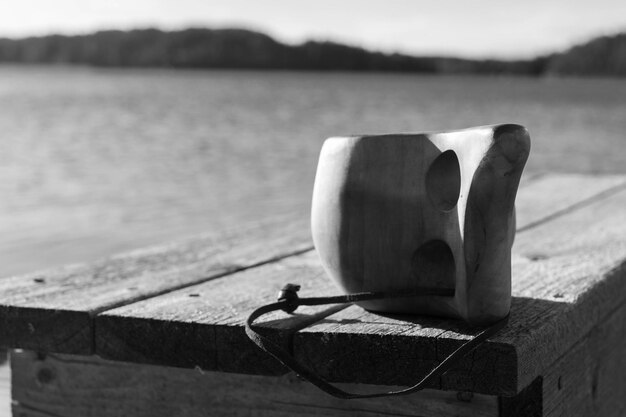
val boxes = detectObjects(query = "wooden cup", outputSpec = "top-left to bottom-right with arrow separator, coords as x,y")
311,124 -> 530,325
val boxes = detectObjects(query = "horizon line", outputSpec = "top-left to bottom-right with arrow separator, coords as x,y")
1,25 -> 623,63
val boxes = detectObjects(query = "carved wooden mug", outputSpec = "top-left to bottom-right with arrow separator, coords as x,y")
311,124 -> 530,325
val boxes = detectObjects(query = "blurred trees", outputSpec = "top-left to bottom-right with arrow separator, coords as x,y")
546,33 -> 626,76
0,28 -> 623,76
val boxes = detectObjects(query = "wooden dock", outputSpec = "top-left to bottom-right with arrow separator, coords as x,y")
1,173 -> 625,416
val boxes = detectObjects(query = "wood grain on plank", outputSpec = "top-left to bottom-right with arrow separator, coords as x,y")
11,351 -> 498,417
294,183 -> 626,395
499,377 -> 543,417
96,253 -> 345,374
3,173 -> 617,356
513,174 -> 626,231
541,302 -> 626,417
95,174 -> 626,396
0,215 -> 311,354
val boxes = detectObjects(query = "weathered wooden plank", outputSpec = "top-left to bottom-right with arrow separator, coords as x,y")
540,301 -> 626,417
513,173 -> 626,232
11,351 -> 499,417
94,174 -> 626,396
294,184 -> 626,395
496,301 -> 626,417
96,254 -> 344,375
0,215 -> 311,354
3,174 -> 619,357
499,377 -> 543,417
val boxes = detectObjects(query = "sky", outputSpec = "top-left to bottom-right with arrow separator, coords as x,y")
0,0 -> 625,59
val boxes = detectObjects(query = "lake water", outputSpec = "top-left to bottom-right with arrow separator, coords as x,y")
1,66 -> 625,275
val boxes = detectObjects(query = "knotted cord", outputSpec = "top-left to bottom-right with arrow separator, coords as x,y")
245,283 -> 509,399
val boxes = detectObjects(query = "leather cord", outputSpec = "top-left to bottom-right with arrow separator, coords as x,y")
245,283 -> 509,399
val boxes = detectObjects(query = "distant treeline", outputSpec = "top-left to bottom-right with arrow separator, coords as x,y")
0,28 -> 624,76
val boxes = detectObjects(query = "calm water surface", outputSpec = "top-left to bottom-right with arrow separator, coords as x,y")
1,66 -> 625,275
